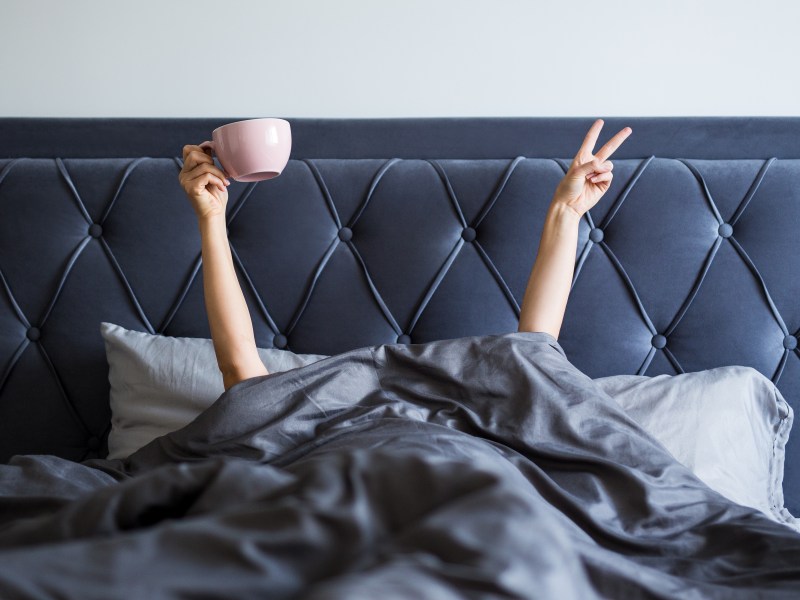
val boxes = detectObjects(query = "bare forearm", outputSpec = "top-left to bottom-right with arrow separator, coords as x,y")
198,215 -> 268,389
518,202 -> 581,339
517,120 -> 631,338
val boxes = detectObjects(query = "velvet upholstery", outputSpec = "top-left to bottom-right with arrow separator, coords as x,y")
0,117 -> 798,513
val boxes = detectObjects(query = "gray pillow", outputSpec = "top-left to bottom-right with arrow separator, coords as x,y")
101,322 -> 326,461
101,322 -> 797,530
595,369 -> 797,530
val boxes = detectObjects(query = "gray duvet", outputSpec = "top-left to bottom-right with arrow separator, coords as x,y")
1,332 -> 799,599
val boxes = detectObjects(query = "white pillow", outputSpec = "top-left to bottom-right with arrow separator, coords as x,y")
101,322 -> 797,530
595,369 -> 797,530
101,322 -> 326,461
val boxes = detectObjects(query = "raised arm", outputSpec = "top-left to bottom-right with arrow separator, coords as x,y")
518,119 -> 632,339
179,145 -> 269,390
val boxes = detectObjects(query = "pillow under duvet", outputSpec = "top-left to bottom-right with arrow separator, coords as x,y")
100,322 -> 797,530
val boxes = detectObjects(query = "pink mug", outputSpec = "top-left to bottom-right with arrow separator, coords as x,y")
200,118 -> 291,182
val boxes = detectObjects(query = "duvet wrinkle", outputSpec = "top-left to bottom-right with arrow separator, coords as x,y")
2,333 -> 800,598
0,460 -> 240,548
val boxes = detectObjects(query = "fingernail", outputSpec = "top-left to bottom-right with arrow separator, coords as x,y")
225,179 -> 231,185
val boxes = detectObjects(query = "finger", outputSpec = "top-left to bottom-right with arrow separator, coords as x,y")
575,119 -> 604,161
185,149 -> 230,178
589,171 -> 613,184
205,175 -> 227,195
182,149 -> 216,172
180,169 -> 230,193
573,158 -> 613,178
182,144 -> 205,161
594,127 -> 633,162
184,148 -> 214,167
181,162 -> 230,186
187,172 -> 228,195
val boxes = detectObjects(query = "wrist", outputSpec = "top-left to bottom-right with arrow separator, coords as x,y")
547,199 -> 582,226
197,212 -> 227,233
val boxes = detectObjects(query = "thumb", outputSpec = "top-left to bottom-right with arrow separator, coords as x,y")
572,158 -> 613,178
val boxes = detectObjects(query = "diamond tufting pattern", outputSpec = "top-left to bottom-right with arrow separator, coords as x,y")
0,146 -> 798,511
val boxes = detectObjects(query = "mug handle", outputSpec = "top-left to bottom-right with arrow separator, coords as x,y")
198,140 -> 231,179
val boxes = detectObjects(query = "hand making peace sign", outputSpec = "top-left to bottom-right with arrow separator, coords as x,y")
553,119 -> 633,218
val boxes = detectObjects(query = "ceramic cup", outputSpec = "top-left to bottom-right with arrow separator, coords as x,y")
200,118 -> 291,182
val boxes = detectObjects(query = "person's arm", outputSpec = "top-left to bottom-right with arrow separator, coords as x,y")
179,144 -> 269,390
518,119 -> 632,339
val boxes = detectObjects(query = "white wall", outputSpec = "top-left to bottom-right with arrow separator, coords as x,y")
1,0 -> 798,118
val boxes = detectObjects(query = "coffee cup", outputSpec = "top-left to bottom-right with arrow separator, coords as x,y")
200,118 -> 291,182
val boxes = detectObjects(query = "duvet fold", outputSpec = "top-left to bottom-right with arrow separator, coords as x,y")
1,332 -> 798,599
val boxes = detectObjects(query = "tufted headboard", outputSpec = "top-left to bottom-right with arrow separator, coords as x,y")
1,117 -> 799,513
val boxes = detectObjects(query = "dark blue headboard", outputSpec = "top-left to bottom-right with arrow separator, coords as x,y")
1,117 -> 798,513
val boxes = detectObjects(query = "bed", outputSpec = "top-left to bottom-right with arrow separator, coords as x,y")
0,117 -> 799,598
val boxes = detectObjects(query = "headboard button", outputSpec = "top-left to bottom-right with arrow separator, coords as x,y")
273,334 -> 288,349
589,228 -> 604,243
338,227 -> 353,242
462,227 -> 476,242
784,335 -> 798,351
718,223 -> 733,238
27,327 -> 41,342
397,334 -> 411,344
89,223 -> 103,238
651,334 -> 667,349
